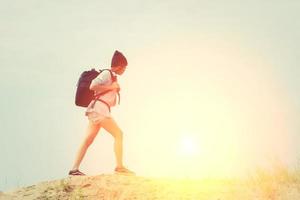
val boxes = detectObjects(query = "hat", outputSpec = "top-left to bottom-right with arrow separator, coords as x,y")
111,50 -> 128,68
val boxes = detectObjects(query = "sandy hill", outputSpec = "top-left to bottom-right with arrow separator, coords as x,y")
1,174 -> 300,199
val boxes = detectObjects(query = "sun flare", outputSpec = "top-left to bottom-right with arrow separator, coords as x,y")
179,135 -> 199,156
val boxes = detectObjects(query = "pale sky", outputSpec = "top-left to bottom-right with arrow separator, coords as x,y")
1,0 -> 300,191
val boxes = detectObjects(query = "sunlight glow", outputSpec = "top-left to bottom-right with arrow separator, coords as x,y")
123,36 -> 294,179
179,136 -> 199,156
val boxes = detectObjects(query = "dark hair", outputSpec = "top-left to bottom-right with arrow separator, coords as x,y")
111,50 -> 128,68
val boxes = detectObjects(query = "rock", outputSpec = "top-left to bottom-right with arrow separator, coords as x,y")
2,174 -> 300,199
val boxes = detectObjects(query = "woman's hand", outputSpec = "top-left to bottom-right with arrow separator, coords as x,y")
111,82 -> 120,91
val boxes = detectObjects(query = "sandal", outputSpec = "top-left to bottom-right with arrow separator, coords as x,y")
114,167 -> 135,175
68,169 -> 86,176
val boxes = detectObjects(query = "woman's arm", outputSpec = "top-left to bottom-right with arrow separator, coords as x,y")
89,70 -> 119,92
90,82 -> 120,92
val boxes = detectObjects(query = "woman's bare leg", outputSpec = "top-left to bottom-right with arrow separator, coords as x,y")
100,117 -> 124,168
71,121 -> 101,170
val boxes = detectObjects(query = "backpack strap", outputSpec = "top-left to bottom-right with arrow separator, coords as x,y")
94,99 -> 111,112
90,69 -> 120,109
99,69 -> 120,105
91,90 -> 112,108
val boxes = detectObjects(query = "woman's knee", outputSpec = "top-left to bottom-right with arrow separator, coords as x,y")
84,122 -> 100,146
84,136 -> 95,147
84,131 -> 98,147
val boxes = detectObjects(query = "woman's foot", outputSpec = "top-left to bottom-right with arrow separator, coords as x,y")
68,169 -> 86,176
114,166 -> 135,175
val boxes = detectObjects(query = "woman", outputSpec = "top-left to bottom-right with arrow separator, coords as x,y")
69,50 -> 134,176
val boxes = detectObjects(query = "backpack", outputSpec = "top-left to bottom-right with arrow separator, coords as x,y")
75,68 -> 116,107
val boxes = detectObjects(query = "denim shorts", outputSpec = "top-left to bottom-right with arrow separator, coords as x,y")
85,101 -> 111,125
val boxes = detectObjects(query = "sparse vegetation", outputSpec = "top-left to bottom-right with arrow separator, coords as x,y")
245,160 -> 300,199
3,165 -> 300,200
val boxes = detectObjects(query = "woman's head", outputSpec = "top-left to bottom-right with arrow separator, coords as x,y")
111,50 -> 127,75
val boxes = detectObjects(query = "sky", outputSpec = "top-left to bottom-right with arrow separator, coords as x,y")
1,0 -> 300,191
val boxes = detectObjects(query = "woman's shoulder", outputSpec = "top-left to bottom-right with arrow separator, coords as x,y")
97,70 -> 112,79
91,69 -> 112,85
